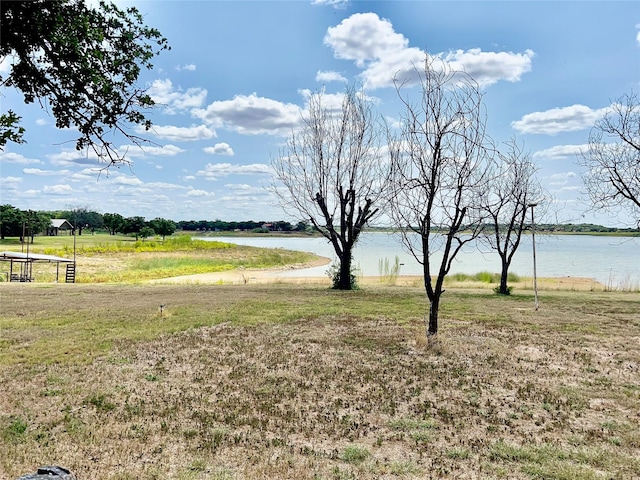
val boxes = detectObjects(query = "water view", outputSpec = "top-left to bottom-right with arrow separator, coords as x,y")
200,232 -> 640,289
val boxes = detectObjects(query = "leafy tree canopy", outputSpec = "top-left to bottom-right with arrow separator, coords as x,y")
0,0 -> 169,165
150,217 -> 176,240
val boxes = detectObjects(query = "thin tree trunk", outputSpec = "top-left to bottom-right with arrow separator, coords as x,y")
428,294 -> 440,337
498,258 -> 510,294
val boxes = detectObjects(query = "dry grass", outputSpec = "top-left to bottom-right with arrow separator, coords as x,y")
0,283 -> 638,479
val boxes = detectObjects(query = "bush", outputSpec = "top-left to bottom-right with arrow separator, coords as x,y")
326,260 -> 359,290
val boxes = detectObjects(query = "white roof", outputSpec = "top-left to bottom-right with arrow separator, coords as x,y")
51,219 -> 72,228
0,251 -> 74,263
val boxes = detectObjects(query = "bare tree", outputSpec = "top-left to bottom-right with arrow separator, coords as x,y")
388,56 -> 491,338
579,91 -> 640,227
272,86 -> 389,289
480,138 -> 544,295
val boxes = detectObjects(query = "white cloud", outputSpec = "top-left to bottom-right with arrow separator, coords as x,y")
298,89 -> 350,115
533,144 -> 588,160
121,144 -> 185,157
185,189 -> 211,197
1,176 -> 23,186
46,149 -> 107,167
325,13 -> 408,68
146,181 -> 186,190
548,171 -> 577,186
637,23 -> 640,46
35,118 -> 48,126
443,49 -> 534,87
110,175 -> 143,186
176,63 -> 197,71
223,184 -> 267,196
512,105 -> 608,135
23,168 -> 70,176
324,13 -> 534,90
312,0 -> 348,8
142,124 -> 216,142
193,93 -> 301,136
0,152 -> 42,165
196,162 -> 272,180
42,184 -> 73,195
69,171 -> 99,182
316,70 -> 347,83
203,142 -> 235,156
147,78 -> 207,113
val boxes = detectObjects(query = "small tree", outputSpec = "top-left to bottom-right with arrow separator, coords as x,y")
272,86 -> 389,289
578,91 -> 640,227
103,213 -> 125,235
388,56 -> 491,338
0,204 -> 23,239
122,216 -> 146,240
150,218 -> 176,240
17,210 -> 51,243
139,226 -> 155,241
68,207 -> 99,236
481,138 -> 544,295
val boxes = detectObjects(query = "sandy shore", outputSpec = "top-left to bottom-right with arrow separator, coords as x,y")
148,256 -> 334,285
149,256 -> 605,291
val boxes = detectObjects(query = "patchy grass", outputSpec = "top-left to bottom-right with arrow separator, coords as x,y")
0,283 -> 638,479
0,235 -> 317,284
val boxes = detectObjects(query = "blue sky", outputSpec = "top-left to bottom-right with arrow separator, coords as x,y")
1,0 -> 639,226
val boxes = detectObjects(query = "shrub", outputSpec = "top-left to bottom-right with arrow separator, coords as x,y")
342,444 -> 370,464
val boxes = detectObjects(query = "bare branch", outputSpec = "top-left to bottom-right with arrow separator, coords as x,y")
578,91 -> 640,227
388,55 -> 491,336
271,86 -> 390,289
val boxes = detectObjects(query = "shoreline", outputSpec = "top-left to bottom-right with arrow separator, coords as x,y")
149,256 -> 607,291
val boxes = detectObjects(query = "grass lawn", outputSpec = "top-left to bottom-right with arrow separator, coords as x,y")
0,282 -> 638,479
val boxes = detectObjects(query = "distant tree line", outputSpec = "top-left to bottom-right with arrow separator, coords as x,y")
0,204 -> 313,241
533,223 -> 639,234
176,219 -> 311,233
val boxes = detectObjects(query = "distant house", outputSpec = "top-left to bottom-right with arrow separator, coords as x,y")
49,219 -> 73,236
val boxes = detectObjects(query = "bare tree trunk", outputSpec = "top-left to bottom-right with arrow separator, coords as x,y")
271,86 -> 389,291
498,258 -> 510,294
389,56 -> 490,341
338,249 -> 353,290
428,294 -> 440,337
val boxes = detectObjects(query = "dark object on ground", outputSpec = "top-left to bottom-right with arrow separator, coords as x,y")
17,466 -> 76,480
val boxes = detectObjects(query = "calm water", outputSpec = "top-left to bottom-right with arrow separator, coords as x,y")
200,233 -> 640,288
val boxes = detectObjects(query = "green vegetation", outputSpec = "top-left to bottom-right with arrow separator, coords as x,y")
341,445 -> 371,464
0,234 -> 316,283
446,270 -> 521,285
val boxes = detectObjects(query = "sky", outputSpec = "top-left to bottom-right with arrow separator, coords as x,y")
1,0 -> 639,226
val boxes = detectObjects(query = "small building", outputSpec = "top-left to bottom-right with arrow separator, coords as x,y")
49,219 -> 73,236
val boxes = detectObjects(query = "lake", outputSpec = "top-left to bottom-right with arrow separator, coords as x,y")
199,232 -> 640,289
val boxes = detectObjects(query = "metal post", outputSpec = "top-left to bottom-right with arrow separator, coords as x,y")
529,203 -> 539,311
25,212 -> 31,280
